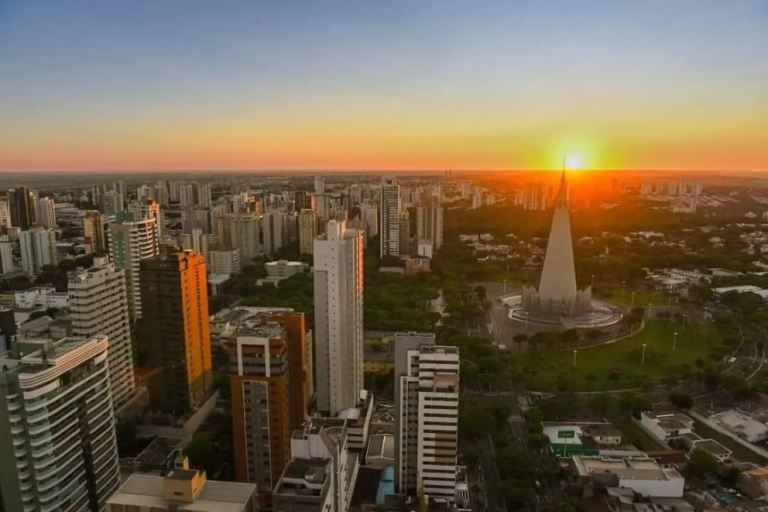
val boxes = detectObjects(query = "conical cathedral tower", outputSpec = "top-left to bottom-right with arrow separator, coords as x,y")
522,171 -> 592,317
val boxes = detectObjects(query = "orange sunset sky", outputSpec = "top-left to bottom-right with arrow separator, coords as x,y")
2,1 -> 767,172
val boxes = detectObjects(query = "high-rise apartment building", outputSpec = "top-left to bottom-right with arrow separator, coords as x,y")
209,247 -> 241,275
380,177 -> 400,258
523,181 -> 547,211
8,187 -> 32,230
195,182 -> 212,208
298,209 -> 317,255
108,215 -> 160,320
294,191 -> 314,212
82,210 -> 107,255
360,202 -> 378,240
19,227 -> 57,275
313,220 -> 364,416
138,248 -> 212,415
0,199 -> 12,228
0,241 -> 14,274
219,214 -> 261,261
314,176 -> 325,195
398,211 -> 411,256
129,199 -> 163,236
0,336 -> 121,512
262,211 -> 285,255
35,197 -> 56,228
395,332 -> 460,503
69,257 -> 135,411
226,317 -> 302,503
100,190 -> 125,215
416,195 -> 444,250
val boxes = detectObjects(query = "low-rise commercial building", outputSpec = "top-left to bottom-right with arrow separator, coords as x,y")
570,455 -> 684,498
107,458 -> 257,512
636,412 -> 695,444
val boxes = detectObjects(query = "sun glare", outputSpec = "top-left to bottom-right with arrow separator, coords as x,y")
564,154 -> 585,171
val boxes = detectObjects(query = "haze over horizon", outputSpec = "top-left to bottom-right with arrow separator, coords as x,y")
2,0 -> 767,173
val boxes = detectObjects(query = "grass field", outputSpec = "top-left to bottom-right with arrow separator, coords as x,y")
604,289 -> 668,308
518,319 -> 722,391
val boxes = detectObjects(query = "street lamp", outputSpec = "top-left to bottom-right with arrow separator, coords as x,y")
673,332 -> 678,352
682,315 -> 687,331
631,291 -> 635,309
703,307 -> 709,323
648,303 -> 653,318
641,344 -> 647,365
622,280 -> 626,294
573,350 -> 578,367
591,275 -> 595,288
502,278 -> 507,295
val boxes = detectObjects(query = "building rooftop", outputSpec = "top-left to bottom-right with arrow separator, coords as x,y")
543,425 -> 584,446
274,458 -> 331,498
710,409 -> 768,439
573,456 -> 683,482
108,474 -> 256,512
691,439 -> 732,458
366,434 -> 395,462
647,412 -> 694,432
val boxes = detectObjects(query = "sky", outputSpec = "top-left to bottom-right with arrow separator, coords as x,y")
1,0 -> 767,172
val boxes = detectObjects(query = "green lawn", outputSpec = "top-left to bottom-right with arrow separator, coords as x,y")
518,320 -> 722,391
604,289 -> 668,308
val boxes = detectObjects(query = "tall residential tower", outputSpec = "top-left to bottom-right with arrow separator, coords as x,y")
313,220 -> 364,416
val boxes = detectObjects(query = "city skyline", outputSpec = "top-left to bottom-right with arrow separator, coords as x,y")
2,0 -> 768,172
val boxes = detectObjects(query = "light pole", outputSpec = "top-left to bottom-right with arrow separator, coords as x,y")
573,350 -> 578,367
503,278 -> 507,295
703,307 -> 709,323
648,303 -> 653,318
673,331 -> 678,352
682,315 -> 687,331
525,312 -> 529,334
591,275 -> 595,288
622,280 -> 626,295
641,343 -> 647,365
631,291 -> 635,309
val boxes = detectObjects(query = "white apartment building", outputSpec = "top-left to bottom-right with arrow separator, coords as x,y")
69,258 -> 136,411
108,216 -> 160,320
313,220 -> 364,416
395,332 -> 460,503
35,197 -> 56,228
359,202 -> 378,240
274,421 -> 351,512
14,287 -> 69,309
19,227 -> 57,275
0,336 -> 121,512
208,248 -> 241,276
0,242 -> 14,274
262,211 -> 286,256
219,214 -> 260,261
128,199 -> 163,236
380,178 -> 401,258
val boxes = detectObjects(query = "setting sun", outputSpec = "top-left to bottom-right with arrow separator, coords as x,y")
564,154 -> 585,171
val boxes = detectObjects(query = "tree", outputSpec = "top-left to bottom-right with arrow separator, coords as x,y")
668,391 -> 694,410
686,448 -> 720,480
512,333 -> 528,351
184,433 -> 219,474
560,328 -> 579,349
486,400 -> 514,428
618,392 -> 652,417
590,392 -> 613,417
475,285 -> 487,302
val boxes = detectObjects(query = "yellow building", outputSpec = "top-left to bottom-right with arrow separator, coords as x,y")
363,331 -> 395,374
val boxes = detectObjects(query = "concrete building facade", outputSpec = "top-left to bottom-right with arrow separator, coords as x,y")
313,220 -> 364,416
0,336 -> 121,512
394,332 -> 460,503
139,248 -> 213,415
69,258 -> 136,411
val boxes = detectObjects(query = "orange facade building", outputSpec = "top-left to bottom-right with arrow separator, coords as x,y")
227,312 -> 311,504
139,248 -> 213,415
